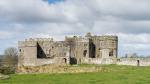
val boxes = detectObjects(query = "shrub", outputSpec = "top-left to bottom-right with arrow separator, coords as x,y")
0,66 -> 15,75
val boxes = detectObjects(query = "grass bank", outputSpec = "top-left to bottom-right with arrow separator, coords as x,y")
1,65 -> 150,84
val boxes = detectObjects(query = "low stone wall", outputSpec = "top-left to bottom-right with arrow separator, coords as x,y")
16,65 -> 108,74
19,57 -> 69,66
82,58 -> 117,64
117,58 -> 150,66
81,58 -> 150,66
16,58 -> 150,73
36,59 -> 55,66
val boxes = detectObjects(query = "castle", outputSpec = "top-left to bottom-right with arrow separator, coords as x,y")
18,33 -> 118,66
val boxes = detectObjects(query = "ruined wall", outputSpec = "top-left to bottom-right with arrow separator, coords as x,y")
81,58 -> 117,64
92,36 -> 118,59
117,58 -> 150,66
18,38 -> 70,66
90,37 -> 101,58
76,35 -> 119,60
36,38 -> 55,58
18,33 -> 118,67
74,37 -> 90,64
65,36 -> 90,64
37,40 -> 69,59
65,33 -> 118,64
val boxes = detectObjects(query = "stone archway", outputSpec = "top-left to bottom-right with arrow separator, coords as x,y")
62,58 -> 67,64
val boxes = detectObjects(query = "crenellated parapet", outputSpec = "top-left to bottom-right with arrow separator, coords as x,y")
18,41 -> 37,47
18,38 -> 54,47
92,35 -> 118,41
66,36 -> 90,43
26,38 -> 53,42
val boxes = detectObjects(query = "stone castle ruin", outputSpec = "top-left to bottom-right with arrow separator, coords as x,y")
18,33 -> 118,66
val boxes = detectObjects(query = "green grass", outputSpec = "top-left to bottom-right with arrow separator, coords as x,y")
1,65 -> 150,84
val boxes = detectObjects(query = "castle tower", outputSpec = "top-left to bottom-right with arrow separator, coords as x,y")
18,40 -> 37,66
99,36 -> 118,58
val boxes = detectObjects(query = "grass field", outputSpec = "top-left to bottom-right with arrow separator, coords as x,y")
1,65 -> 150,84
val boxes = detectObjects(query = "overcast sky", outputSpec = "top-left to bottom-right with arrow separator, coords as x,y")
0,0 -> 150,56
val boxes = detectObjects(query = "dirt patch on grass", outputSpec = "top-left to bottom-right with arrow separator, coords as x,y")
16,65 -> 109,74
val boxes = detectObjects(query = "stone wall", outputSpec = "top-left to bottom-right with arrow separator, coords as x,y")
16,65 -> 108,74
81,58 -> 117,64
18,38 -> 70,66
74,37 -> 89,64
117,58 -> 150,66
18,57 -> 70,67
81,58 -> 150,66
65,33 -> 118,64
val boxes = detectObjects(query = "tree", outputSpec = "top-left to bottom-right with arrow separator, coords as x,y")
3,47 -> 18,67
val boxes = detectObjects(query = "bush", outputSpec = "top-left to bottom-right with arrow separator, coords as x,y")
0,66 -> 15,75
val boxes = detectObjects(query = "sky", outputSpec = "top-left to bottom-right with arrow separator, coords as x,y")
0,0 -> 150,56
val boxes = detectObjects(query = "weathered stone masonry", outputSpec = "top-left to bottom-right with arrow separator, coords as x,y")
18,33 -> 118,66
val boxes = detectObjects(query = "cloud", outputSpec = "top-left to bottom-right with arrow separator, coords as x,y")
118,33 -> 150,56
1,0 -> 149,23
118,33 -> 150,44
0,0 -> 150,55
0,31 -> 14,39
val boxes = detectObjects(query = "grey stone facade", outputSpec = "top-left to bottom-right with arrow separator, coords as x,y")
18,33 -> 118,66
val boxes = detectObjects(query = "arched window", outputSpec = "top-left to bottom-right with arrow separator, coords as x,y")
63,58 -> 67,63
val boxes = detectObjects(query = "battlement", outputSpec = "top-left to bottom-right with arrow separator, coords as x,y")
92,35 -> 118,40
18,38 -> 54,47
66,34 -> 118,43
18,41 -> 37,47
25,38 -> 53,42
65,36 -> 89,42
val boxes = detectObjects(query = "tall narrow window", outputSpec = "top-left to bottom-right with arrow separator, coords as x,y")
19,49 -> 21,52
109,50 -> 113,56
83,50 -> 87,57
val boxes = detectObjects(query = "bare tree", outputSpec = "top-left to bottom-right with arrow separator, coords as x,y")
3,47 -> 18,67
